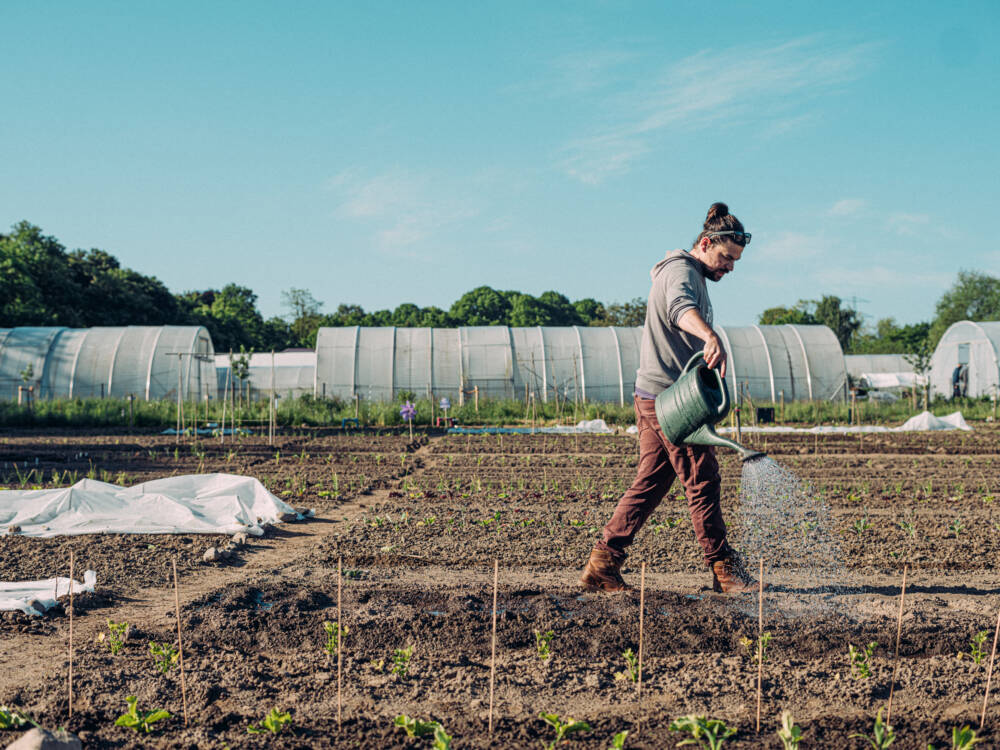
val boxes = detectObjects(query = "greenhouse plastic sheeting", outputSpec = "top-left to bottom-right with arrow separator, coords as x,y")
0,326 -> 215,401
0,474 -> 299,538
718,411 -> 971,434
0,570 -> 96,615
314,324 -> 846,405
930,320 -> 1000,399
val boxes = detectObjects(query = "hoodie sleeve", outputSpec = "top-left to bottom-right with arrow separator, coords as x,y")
662,260 -> 701,327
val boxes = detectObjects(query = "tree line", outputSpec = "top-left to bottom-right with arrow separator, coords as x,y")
3,221 -> 997,356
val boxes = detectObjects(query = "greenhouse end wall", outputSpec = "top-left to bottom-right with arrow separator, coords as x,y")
929,320 -> 1000,399
313,324 -> 846,404
0,326 -> 215,401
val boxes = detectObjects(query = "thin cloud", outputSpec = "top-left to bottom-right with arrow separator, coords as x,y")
327,169 -> 480,250
828,198 -> 867,217
559,36 -> 881,184
886,211 -> 931,236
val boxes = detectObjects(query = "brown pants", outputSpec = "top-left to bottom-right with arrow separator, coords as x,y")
596,395 -> 732,566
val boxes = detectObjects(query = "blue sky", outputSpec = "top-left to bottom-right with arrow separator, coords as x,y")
2,1 -> 997,328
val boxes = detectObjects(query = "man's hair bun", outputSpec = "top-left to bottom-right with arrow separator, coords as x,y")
705,202 -> 730,226
692,201 -> 744,249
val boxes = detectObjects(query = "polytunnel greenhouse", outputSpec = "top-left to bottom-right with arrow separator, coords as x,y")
313,324 -> 848,404
0,326 -> 215,401
930,320 -> 1000,398
845,354 -> 922,390
215,351 -> 316,400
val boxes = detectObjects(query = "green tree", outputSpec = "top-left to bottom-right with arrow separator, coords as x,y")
281,288 -> 325,347
758,305 -> 816,326
813,295 -> 862,351
449,286 -> 512,326
574,298 -> 606,326
851,318 -> 930,354
929,271 -> 1000,346
0,222 -> 82,326
537,291 -> 583,326
600,297 -> 647,327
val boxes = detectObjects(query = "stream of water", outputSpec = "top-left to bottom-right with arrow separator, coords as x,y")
732,455 -> 847,613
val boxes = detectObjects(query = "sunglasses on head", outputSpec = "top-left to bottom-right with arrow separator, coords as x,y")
708,230 -> 751,246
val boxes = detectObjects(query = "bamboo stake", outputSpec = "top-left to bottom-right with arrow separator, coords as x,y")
68,550 -> 74,720
886,565 -> 908,727
338,556 -> 343,730
638,562 -> 646,699
172,558 -> 189,726
756,558 -> 764,733
488,559 -> 498,734
980,605 -> 1000,729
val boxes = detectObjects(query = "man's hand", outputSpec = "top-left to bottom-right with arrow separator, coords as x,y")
677,309 -> 727,378
703,332 -> 727,379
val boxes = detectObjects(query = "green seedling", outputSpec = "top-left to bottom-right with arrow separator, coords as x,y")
539,713 -> 590,750
853,517 -> 872,535
777,710 -> 803,749
739,632 -> 772,664
432,724 -> 453,750
898,520 -> 916,537
610,730 -> 628,749
148,641 -> 179,673
849,707 -> 895,749
0,706 -> 34,729
114,696 -> 171,734
535,629 -> 554,661
614,648 -> 639,683
668,715 -> 737,749
969,630 -> 989,665
950,518 -> 965,537
393,714 -> 439,739
939,724 -> 982,749
99,619 -> 130,655
247,707 -> 292,735
392,645 -> 414,676
849,641 -> 878,679
323,620 -> 348,656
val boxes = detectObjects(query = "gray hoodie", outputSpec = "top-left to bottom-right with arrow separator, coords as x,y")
634,248 -> 714,396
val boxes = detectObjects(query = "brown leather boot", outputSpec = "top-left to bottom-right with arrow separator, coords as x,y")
711,556 -> 761,594
580,548 -> 632,592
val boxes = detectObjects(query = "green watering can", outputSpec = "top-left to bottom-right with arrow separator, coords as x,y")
653,351 -> 765,462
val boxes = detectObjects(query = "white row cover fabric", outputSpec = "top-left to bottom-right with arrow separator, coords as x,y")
0,326 -> 215,401
719,410 -> 971,434
860,372 -> 926,389
0,474 -> 298,537
845,354 -> 915,378
215,351 -> 316,401
540,418 -> 615,434
930,321 -> 1000,398
0,570 -> 96,615
314,324 -> 847,405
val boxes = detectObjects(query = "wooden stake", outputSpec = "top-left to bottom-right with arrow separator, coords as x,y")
638,562 -> 646,699
756,557 -> 764,733
980,605 -> 1000,729
172,558 -> 189,727
488,559 -> 498,734
337,556 -> 343,729
886,565 -> 908,727
68,550 -> 74,720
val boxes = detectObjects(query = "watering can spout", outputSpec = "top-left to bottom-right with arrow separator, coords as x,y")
685,424 -> 768,462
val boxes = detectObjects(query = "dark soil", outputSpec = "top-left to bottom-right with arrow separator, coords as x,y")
1,426 -> 1000,748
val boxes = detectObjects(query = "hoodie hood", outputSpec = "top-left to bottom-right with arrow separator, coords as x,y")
650,248 -> 708,281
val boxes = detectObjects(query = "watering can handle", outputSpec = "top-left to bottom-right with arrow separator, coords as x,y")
681,350 -> 730,418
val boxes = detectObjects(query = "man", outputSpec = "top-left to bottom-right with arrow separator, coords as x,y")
580,202 -> 758,594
